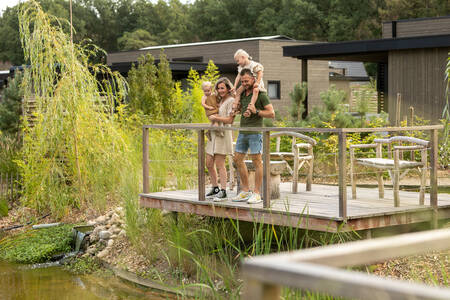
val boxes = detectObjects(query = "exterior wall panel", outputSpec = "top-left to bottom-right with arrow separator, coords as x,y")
388,47 -> 449,123
383,17 -> 450,39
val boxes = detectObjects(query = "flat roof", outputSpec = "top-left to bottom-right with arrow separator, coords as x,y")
140,35 -> 303,50
283,34 -> 450,62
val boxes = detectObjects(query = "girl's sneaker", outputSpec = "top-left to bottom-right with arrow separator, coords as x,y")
213,189 -> 227,202
247,193 -> 262,204
232,191 -> 251,202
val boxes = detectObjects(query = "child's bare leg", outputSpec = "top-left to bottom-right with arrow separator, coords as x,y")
247,87 -> 260,113
233,86 -> 244,112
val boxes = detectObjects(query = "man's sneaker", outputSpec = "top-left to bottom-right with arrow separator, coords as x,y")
213,189 -> 227,202
247,193 -> 262,204
232,191 -> 252,202
206,186 -> 220,198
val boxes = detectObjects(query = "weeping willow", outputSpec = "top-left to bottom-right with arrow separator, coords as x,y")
18,0 -> 131,215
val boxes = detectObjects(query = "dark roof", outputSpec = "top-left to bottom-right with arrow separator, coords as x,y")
329,61 -> 368,77
283,34 -> 450,62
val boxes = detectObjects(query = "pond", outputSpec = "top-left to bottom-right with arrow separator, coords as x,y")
0,260 -> 174,300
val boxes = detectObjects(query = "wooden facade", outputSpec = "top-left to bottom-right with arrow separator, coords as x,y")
383,16 -> 450,39
388,47 -> 450,123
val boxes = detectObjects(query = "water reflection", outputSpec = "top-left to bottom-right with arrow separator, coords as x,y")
0,261 -> 174,300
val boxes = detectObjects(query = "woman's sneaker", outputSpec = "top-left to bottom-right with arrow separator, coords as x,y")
232,191 -> 252,202
247,193 -> 262,204
213,189 -> 227,202
206,186 -> 220,198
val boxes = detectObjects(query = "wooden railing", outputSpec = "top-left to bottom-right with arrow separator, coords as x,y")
242,228 -> 450,300
142,124 -> 443,220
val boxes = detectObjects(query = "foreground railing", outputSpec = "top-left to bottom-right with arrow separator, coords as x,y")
242,228 -> 450,300
142,124 -> 442,221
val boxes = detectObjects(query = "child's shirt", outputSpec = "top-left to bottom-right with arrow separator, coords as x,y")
237,60 -> 266,92
204,94 -> 219,116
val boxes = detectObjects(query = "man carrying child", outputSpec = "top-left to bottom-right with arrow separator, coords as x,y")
232,68 -> 275,204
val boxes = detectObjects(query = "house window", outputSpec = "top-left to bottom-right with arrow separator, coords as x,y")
267,81 -> 280,99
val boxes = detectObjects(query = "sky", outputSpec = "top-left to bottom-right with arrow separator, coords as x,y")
0,0 -> 21,15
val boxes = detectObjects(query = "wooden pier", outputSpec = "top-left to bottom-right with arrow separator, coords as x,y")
140,182 -> 450,232
141,124 -> 446,232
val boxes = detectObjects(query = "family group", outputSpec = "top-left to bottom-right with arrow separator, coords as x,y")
201,49 -> 275,204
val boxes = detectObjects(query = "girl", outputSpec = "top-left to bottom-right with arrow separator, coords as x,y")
232,49 -> 266,116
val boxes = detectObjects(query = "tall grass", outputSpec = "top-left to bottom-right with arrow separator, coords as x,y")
18,0 -> 131,216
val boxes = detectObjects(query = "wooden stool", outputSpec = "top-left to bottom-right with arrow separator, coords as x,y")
236,160 -> 287,200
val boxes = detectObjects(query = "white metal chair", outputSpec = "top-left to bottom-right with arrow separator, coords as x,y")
350,136 -> 429,207
270,131 -> 316,193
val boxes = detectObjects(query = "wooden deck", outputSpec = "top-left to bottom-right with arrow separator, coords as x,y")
140,182 -> 450,232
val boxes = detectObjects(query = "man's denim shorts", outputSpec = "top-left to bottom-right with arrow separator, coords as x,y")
235,133 -> 262,154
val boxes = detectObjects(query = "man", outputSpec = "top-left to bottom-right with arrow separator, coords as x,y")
232,68 -> 275,204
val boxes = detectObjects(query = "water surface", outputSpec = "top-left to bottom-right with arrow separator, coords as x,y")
0,261 -> 174,300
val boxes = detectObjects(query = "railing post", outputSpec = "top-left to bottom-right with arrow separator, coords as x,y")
198,130 -> 205,201
430,128 -> 438,228
338,131 -> 347,219
262,130 -> 271,208
244,279 -> 281,300
142,127 -> 149,194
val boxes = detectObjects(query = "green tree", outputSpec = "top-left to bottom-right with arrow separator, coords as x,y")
118,29 -> 157,51
289,82 -> 307,124
19,0 -> 130,215
0,71 -> 23,136
127,52 -> 180,123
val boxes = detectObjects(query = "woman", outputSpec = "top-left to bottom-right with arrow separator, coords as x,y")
205,77 -> 235,201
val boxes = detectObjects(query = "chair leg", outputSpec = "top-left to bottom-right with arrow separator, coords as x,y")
393,150 -> 400,207
306,159 -> 313,191
293,156 -> 299,194
393,171 -> 400,207
419,167 -> 426,205
376,171 -> 384,198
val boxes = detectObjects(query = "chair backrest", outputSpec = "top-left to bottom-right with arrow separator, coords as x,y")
270,131 -> 317,152
373,136 -> 429,159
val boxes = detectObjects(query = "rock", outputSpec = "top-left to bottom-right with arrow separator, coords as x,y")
95,215 -> 107,224
110,225 -> 121,235
110,234 -> 117,239
89,233 -> 99,243
87,220 -> 96,226
118,229 -> 126,238
107,239 -> 114,247
107,211 -> 114,218
110,213 -> 121,225
97,249 -> 109,258
86,245 -> 96,255
99,230 -> 111,240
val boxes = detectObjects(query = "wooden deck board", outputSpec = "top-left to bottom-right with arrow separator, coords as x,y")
140,182 -> 450,232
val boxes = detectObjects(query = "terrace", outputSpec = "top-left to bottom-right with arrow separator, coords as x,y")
140,124 -> 449,233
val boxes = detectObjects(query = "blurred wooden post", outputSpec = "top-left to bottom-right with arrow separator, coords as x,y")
430,129 -> 438,228
263,131 -> 271,208
395,93 -> 402,127
142,127 -> 149,194
198,130 -> 206,201
244,279 -> 281,300
338,131 -> 347,219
